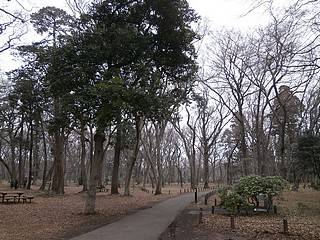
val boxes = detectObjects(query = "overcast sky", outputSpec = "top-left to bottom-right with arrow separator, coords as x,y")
0,0 -> 276,72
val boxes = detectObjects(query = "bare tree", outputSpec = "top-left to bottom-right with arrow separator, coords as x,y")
206,30 -> 255,176
196,90 -> 229,188
172,106 -> 199,188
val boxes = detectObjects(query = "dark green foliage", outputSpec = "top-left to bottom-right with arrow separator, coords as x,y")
218,186 -> 248,212
218,176 -> 287,213
296,132 -> 320,188
30,7 -> 75,41
70,0 -> 199,128
235,176 -> 287,198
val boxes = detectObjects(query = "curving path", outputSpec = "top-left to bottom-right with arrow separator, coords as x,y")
70,191 -> 207,240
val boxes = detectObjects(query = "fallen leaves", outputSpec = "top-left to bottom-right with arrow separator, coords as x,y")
0,186 -> 169,240
202,189 -> 320,240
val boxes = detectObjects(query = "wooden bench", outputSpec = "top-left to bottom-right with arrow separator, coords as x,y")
22,195 -> 34,203
3,196 -> 17,204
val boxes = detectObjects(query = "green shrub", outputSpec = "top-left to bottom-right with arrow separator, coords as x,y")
220,190 -> 250,213
218,176 -> 287,213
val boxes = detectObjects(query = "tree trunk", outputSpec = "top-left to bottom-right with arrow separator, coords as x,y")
51,98 -> 65,194
52,131 -> 64,194
212,158 -> 216,183
176,166 -> 183,188
18,117 -> 24,187
84,129 -> 105,214
33,123 -> 40,181
27,121 -> 33,190
111,119 -> 122,194
238,110 -> 249,176
0,157 -> 13,180
79,119 -> 87,191
39,116 -> 49,191
203,146 -> 209,188
10,134 -> 17,183
155,171 -> 162,195
154,123 -> 164,195
124,117 -> 143,196
279,123 -> 287,179
142,164 -> 150,189
190,157 -> 197,188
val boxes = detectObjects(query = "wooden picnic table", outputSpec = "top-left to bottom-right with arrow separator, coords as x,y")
0,191 -> 33,204
0,191 -> 22,202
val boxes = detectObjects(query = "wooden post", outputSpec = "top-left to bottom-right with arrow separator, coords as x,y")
274,205 -> 277,214
199,208 -> 203,224
169,190 -> 170,195
152,190 -> 153,194
211,206 -> 215,214
283,219 -> 288,234
214,198 -> 217,206
230,215 -> 235,229
205,195 -> 208,205
195,188 -> 198,203
180,189 -> 182,194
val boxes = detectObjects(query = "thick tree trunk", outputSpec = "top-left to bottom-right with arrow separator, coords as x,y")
27,122 -> 33,190
33,124 -> 40,181
238,111 -> 249,176
80,120 -> 87,191
203,146 -> 209,188
149,173 -> 155,188
124,117 -> 143,196
155,172 -> 162,195
52,132 -> 64,194
51,98 -> 65,194
97,150 -> 104,186
84,130 -> 105,214
154,124 -> 164,195
279,123 -> 287,179
226,157 -> 232,185
226,142 -> 239,184
39,116 -> 49,191
190,157 -> 196,188
10,137 -> 17,183
212,159 -> 216,183
111,120 -> 122,194
18,118 -> 24,187
142,164 -> 150,189
176,166 -> 183,188
0,157 -> 13,180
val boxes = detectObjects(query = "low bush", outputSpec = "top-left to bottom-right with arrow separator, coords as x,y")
218,176 -> 287,214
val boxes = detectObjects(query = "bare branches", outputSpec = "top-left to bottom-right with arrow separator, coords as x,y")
0,0 -> 28,53
65,0 -> 90,16
0,7 -> 24,22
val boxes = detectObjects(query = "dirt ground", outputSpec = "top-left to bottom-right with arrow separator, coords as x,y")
0,183 -> 184,240
160,203 -> 246,240
1,183 -> 318,240
161,188 -> 320,240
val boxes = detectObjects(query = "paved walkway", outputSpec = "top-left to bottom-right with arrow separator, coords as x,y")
70,191 -> 207,240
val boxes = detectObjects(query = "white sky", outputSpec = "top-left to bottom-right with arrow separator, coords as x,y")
0,0 -> 278,72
